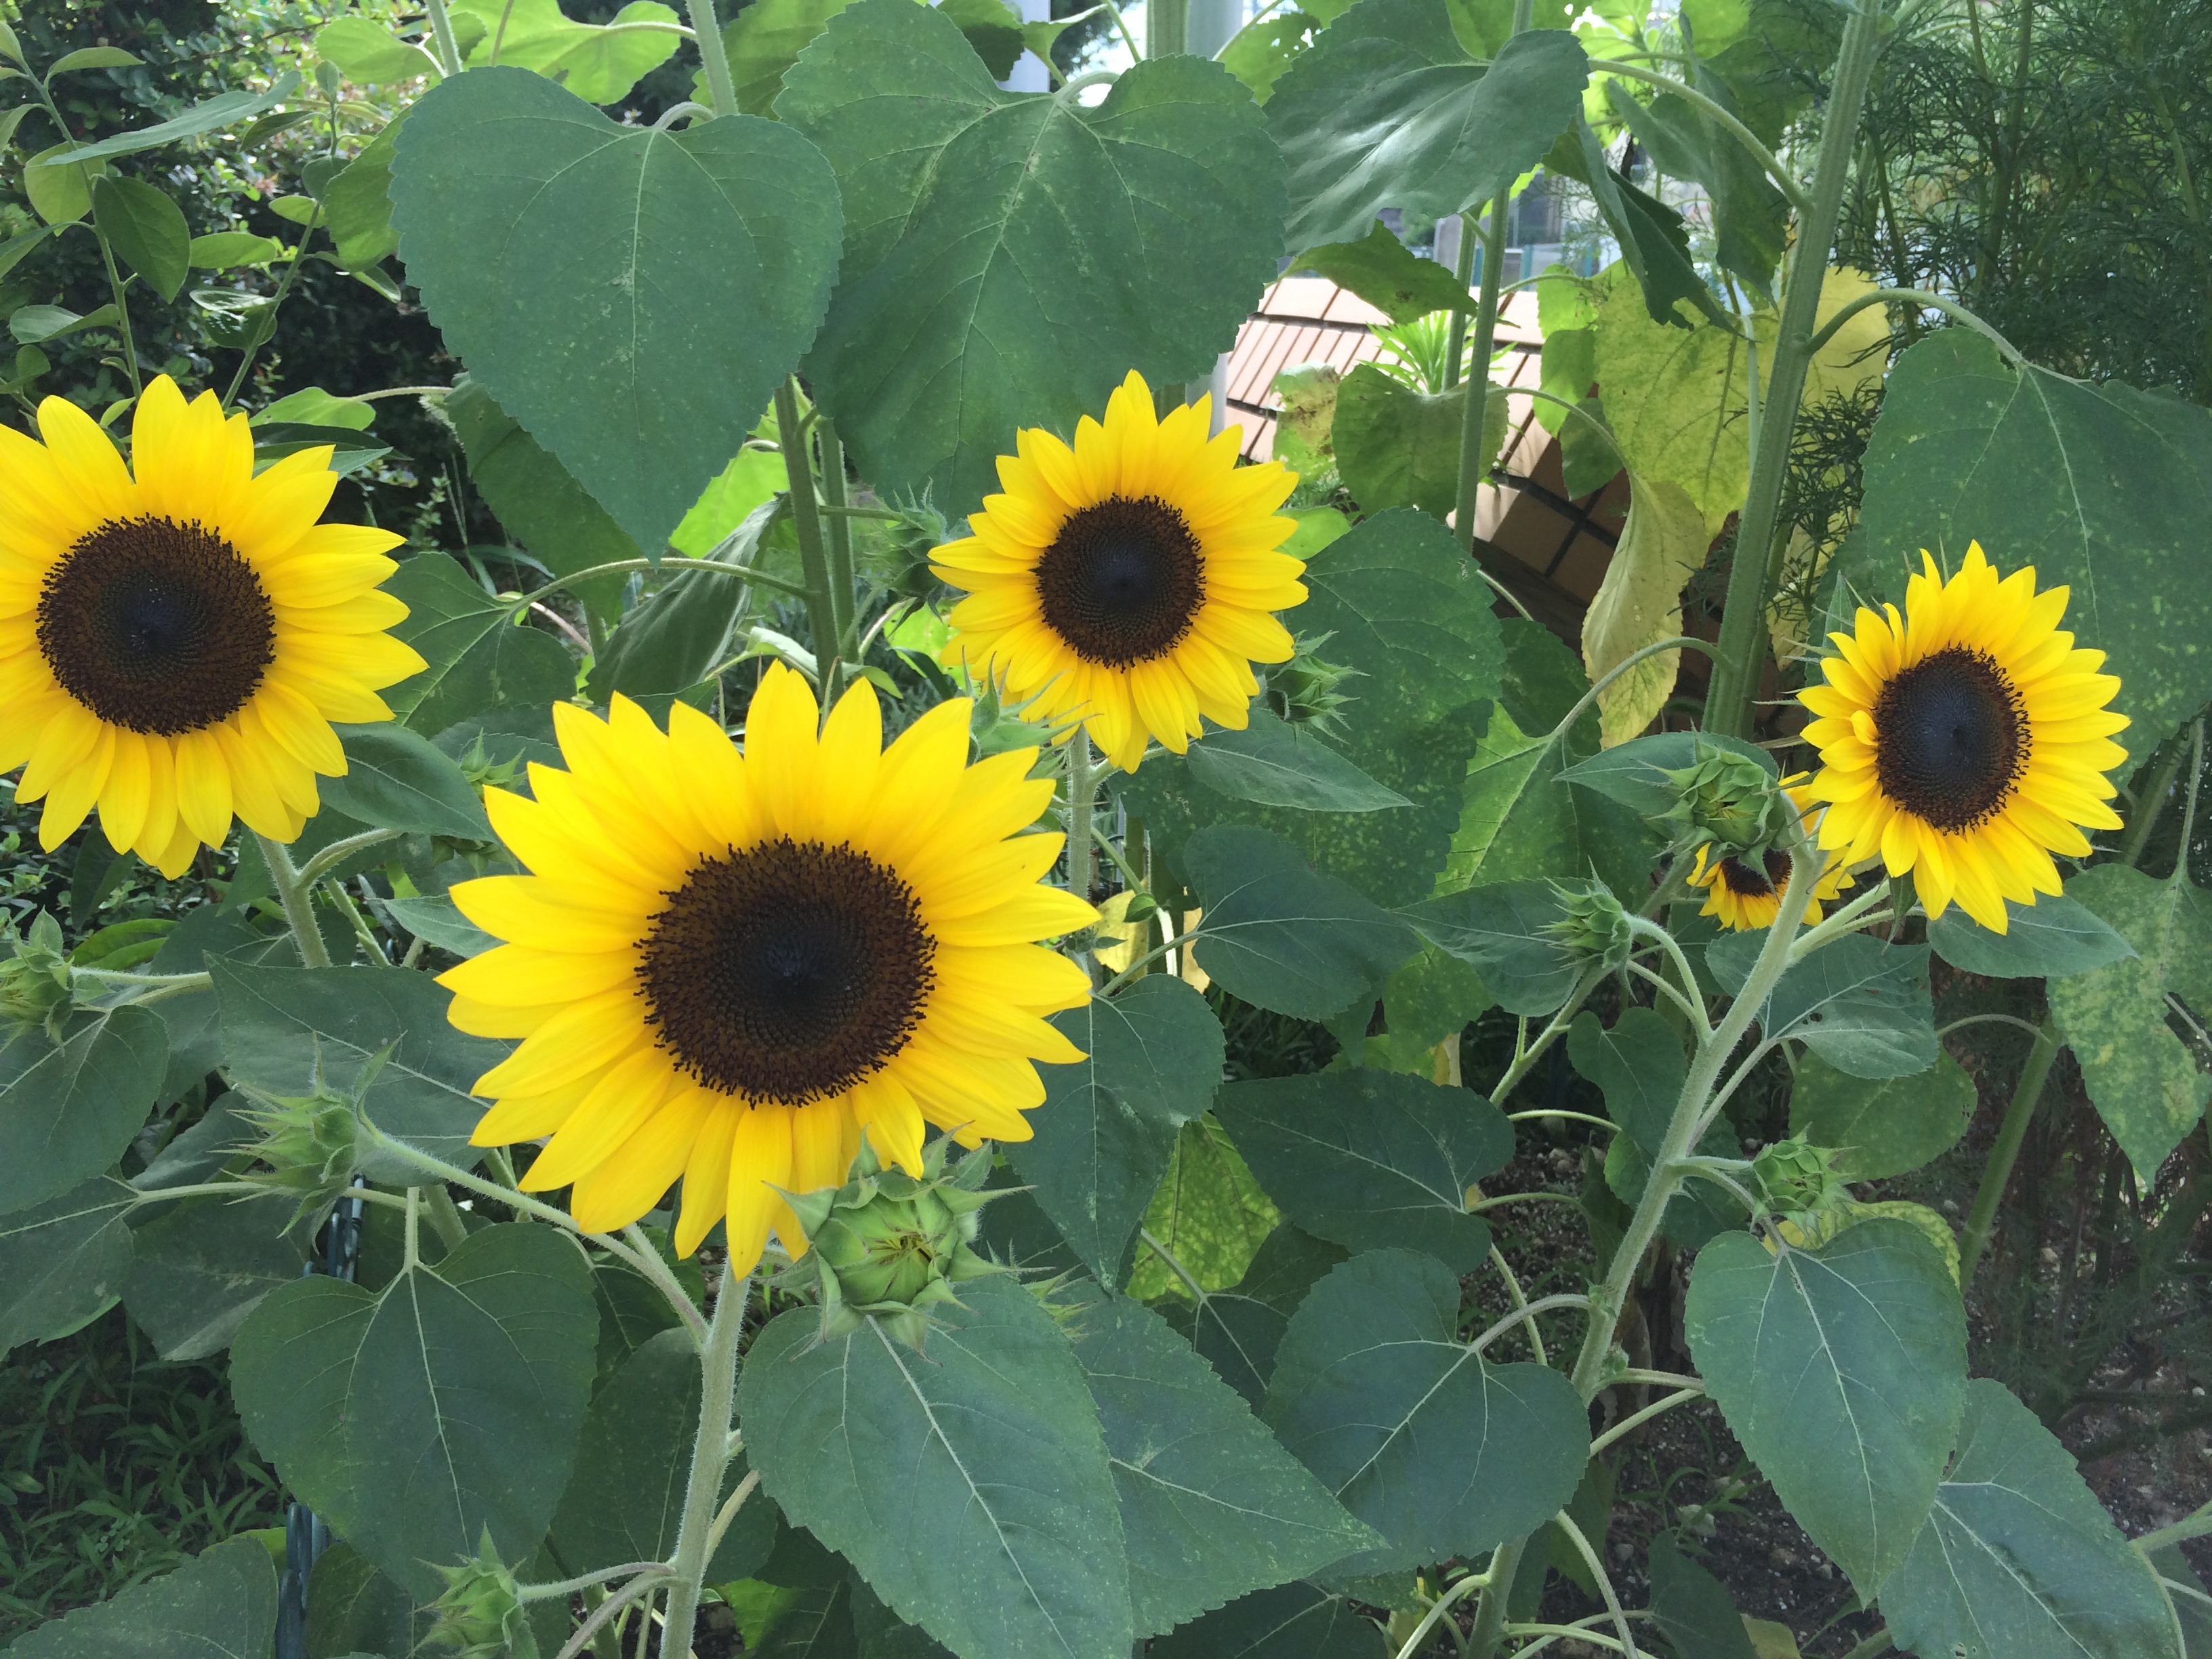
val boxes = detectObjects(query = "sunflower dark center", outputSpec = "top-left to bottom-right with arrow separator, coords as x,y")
1035,494 -> 1204,667
636,838 -> 935,1104
35,515 -> 275,736
1718,849 -> 1791,899
1872,645 -> 2029,831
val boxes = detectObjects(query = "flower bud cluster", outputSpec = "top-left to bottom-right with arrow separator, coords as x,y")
1752,1134 -> 1850,1226
424,1532 -> 537,1658
1263,633 -> 1359,742
1654,743 -> 1795,861
0,913 -> 74,1039
1544,883 -> 1634,975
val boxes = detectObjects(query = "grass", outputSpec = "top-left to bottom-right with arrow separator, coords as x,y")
0,1306 -> 286,1644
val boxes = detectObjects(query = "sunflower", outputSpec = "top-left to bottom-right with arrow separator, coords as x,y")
1799,543 -> 2128,933
0,377 -> 424,877
441,666 -> 1098,1271
932,371 -> 1306,772
1685,782 -> 1856,931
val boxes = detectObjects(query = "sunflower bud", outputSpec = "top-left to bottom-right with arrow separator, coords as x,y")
0,912 -> 74,1038
881,497 -> 952,601
1263,634 -> 1359,742
239,1085 -> 362,1197
1752,1135 -> 1848,1223
1655,743 -> 1792,859
778,1134 -> 1008,1350
1543,883 -> 1633,974
424,1530 -> 538,1658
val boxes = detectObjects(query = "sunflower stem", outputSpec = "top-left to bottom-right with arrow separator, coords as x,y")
423,0 -> 466,75
661,1262 -> 750,1659
1452,192 -> 1511,554
775,379 -> 844,689
1441,209 -> 1479,392
1701,0 -> 1888,739
1957,1018 -> 2062,1284
294,828 -> 404,889
1464,831 -> 1820,1659
256,832 -> 331,969
424,1184 -> 470,1251
2169,716 -> 2206,888
818,417 -> 861,665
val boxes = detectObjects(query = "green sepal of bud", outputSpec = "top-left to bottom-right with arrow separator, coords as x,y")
1542,882 -> 1633,975
1263,632 -> 1361,742
0,912 -> 75,1039
1654,742 -> 1791,860
234,1040 -> 392,1219
424,1529 -> 538,1658
1751,1134 -> 1849,1225
775,1133 -> 1012,1351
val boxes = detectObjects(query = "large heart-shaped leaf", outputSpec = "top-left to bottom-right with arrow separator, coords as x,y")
1685,1219 -> 1966,1598
739,1277 -> 1133,1659
4,1537 -> 275,1659
1008,976 -> 1225,1286
229,1223 -> 598,1597
390,67 -> 842,560
777,0 -> 1286,512
1265,5 -> 1588,253
1265,1249 -> 1589,1568
0,1008 -> 168,1217
1841,330 -> 2212,745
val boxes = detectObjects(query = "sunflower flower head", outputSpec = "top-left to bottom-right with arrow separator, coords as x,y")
933,371 -> 1307,772
777,1132 -> 1006,1350
1798,543 -> 2129,933
442,665 -> 1098,1276
1685,779 -> 1856,933
0,377 -> 426,876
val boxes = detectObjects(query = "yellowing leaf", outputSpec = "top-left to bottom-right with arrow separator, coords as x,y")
451,0 -> 682,104
1582,476 -> 1708,746
1771,1199 -> 1961,1284
1742,1616 -> 1801,1659
1759,266 -> 1889,408
1589,269 -> 1754,523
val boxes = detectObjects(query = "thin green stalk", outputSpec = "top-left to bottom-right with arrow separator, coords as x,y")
2133,1498 -> 2212,1553
1389,1568 -> 1493,1659
255,832 -> 331,968
518,1562 -> 672,1605
2120,739 -> 2186,866
1452,191 -> 1513,550
1067,726 -> 1099,905
295,827 -> 403,888
685,0 -> 737,116
774,380 -> 844,680
424,1185 -> 470,1252
224,196 -> 325,408
1702,0 -> 1890,739
1139,1226 -> 1208,1304
1588,1386 -> 1704,1456
1488,1245 -> 1546,1366
90,226 -> 144,398
1441,213 -> 1479,392
129,1179 -> 407,1211
1803,286 -> 2026,365
508,555 -> 804,611
1149,0 -> 1187,55
659,1263 -> 751,1658
424,0 -> 466,74
1553,636 -> 1723,742
1591,60 -> 1811,216
1552,1512 -> 1639,1658
817,418 -> 859,661
1956,1019 -> 2059,1284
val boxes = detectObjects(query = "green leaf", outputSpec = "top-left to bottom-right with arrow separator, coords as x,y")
450,0 -> 682,103
1,1536 -> 275,1659
89,176 -> 188,302
1156,1224 -> 1347,1410
325,115 -> 404,270
1333,365 -> 1491,521
778,0 -> 1286,512
230,1223 -> 597,1597
552,1328 -> 774,1582
0,1178 -> 134,1356
1149,1581 -> 1386,1658
1068,1291 -> 1380,1636
1127,1116 -> 1283,1303
1184,710 -> 1411,815
1555,729 -> 1776,816
2047,863 -> 2212,1185
1603,77 -> 1786,298
184,230 -> 285,268
47,45 -> 146,73
9,302 -> 119,344
1214,1070 -> 1511,1271
380,554 -> 578,733
1926,895 -> 2134,979
1407,876 -> 1606,1017
1734,935 -> 1938,1080
1288,221 -> 1471,327
1265,1249 -> 1591,1567
1006,975 -> 1225,1286
1267,10 -> 1588,254
588,497 -> 779,700
0,1008 -> 168,1216
211,962 -> 505,1178
725,1576 -> 858,1658
1185,826 -> 1419,1022
1443,617 -> 1662,897
739,1277 -> 1134,1659
1788,1049 -> 1975,1183
443,375 -> 640,624
316,16 -> 436,83
320,722 -> 493,840
1881,1378 -> 2181,1659
1684,1218 -> 1967,1597
375,893 -> 499,958
937,0 -> 1027,77
1533,323 -> 1623,498
42,74 -> 302,165
1220,12 -> 1322,106
391,67 -> 842,562
1128,509 -> 1508,909
1647,1533 -> 1761,1659
1842,330 -> 2212,745
1380,944 -> 1492,1071
1589,273 -> 1750,521
709,0 -> 855,113
255,386 -> 375,430
121,1193 -> 306,1361
305,1540 -> 418,1659
1568,1008 -> 1742,1249
1549,116 -> 1724,328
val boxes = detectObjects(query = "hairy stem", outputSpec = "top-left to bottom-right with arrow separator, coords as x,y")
659,1263 -> 751,1658
773,380 -> 843,683
1453,190 -> 1512,550
255,832 -> 331,968
684,0 -> 737,116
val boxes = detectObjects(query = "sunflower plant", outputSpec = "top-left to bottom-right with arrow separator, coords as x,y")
3,1 -> 2209,1658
